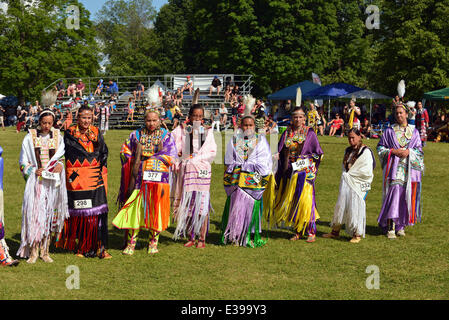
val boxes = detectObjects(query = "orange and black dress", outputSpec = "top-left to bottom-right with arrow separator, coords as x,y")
56,124 -> 109,257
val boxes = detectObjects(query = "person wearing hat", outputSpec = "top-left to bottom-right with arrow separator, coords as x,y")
209,76 -> 222,96
377,103 -> 424,239
181,76 -> 193,95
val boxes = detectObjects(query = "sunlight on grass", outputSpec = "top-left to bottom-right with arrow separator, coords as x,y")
1,128 -> 448,299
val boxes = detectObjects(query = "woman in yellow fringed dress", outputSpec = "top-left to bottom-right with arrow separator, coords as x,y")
273,107 -> 323,242
113,110 -> 177,255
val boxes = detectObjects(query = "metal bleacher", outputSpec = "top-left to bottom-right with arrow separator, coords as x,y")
44,74 -> 253,130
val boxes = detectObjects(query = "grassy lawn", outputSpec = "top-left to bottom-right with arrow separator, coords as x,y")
0,127 -> 448,300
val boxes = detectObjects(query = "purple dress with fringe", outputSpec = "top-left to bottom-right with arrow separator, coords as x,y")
377,125 -> 424,232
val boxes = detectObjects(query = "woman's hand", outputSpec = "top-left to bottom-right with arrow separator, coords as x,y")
53,163 -> 64,173
35,168 -> 44,177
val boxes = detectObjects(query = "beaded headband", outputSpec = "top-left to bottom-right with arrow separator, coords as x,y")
39,109 -> 55,120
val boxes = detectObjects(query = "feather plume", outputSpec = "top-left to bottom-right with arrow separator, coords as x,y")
296,87 -> 302,107
41,88 -> 58,107
145,84 -> 161,107
406,101 -> 416,108
397,80 -> 406,98
243,94 -> 256,117
192,88 -> 200,105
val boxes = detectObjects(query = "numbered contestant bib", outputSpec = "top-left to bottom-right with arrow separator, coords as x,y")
74,199 -> 92,209
360,182 -> 371,193
42,170 -> 60,181
143,171 -> 162,182
198,169 -> 211,179
292,158 -> 311,172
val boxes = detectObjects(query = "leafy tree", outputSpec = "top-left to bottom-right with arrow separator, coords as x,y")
0,0 -> 99,103
95,0 -> 160,76
373,0 -> 449,99
154,0 -> 192,74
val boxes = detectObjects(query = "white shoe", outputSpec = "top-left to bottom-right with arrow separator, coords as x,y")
396,229 -> 406,237
387,230 -> 397,239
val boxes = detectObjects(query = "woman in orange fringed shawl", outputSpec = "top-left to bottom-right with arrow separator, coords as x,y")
113,110 -> 177,255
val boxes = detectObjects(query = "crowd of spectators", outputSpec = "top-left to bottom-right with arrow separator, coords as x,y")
3,77 -> 448,142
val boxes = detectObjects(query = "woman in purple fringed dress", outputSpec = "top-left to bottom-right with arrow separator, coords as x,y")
273,107 -> 323,243
377,104 -> 424,239
220,116 -> 275,247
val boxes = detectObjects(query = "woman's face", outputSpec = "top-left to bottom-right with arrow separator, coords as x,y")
40,115 -> 54,134
189,108 -> 204,122
241,117 -> 255,133
348,131 -> 362,148
291,111 -> 306,128
78,110 -> 93,131
395,106 -> 408,126
145,112 -> 160,131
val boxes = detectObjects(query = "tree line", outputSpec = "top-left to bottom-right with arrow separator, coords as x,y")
1,0 -> 448,103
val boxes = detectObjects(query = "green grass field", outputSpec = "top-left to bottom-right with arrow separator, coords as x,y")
0,127 -> 448,300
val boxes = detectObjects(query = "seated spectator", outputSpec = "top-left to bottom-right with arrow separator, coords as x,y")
328,113 -> 344,137
133,81 -> 145,101
165,91 -> 173,104
231,85 -> 240,104
106,80 -> 119,98
224,85 -> 232,103
219,103 -> 228,129
76,79 -> 85,97
53,106 -> 64,129
181,76 -> 193,95
55,80 -> 66,97
94,79 -> 104,96
169,103 -> 182,129
209,76 -> 222,96
67,82 -> 76,98
109,100 -> 116,113
317,109 -> 327,136
173,88 -> 183,107
211,109 -> 221,132
264,117 -> 279,134
360,118 -> 372,139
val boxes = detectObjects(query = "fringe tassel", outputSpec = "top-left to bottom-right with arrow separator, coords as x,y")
56,214 -> 105,254
262,174 -> 276,229
222,189 -> 255,247
173,191 -> 210,240
117,159 -> 132,209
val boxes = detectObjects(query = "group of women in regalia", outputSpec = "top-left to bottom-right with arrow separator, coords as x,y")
1,86 -> 425,266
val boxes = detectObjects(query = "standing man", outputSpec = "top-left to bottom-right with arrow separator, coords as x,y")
56,105 -> 111,259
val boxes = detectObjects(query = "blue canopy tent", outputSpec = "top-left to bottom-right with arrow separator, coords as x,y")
303,82 -> 364,119
267,80 -> 320,101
